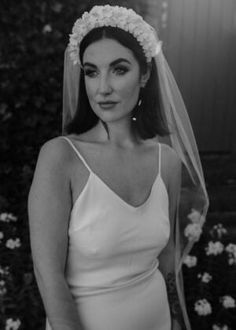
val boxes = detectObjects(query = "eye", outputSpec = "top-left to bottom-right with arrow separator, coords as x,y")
84,69 -> 98,78
113,66 -> 129,75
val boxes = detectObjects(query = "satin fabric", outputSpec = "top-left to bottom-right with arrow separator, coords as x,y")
46,136 -> 171,330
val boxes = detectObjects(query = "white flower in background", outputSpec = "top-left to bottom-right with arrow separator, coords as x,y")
161,1 -> 169,29
0,231 -> 4,241
162,1 -> 168,9
0,212 -> 17,222
225,243 -> 236,265
194,298 -> 212,315
0,279 -> 7,296
187,208 -> 205,224
184,223 -> 202,241
198,272 -> 212,283
6,238 -> 21,249
5,318 -> 21,330
183,255 -> 197,267
205,241 -> 224,256
212,325 -> 229,330
210,223 -> 227,239
52,3 -> 63,13
0,265 -> 9,276
42,24 -> 52,34
220,295 -> 236,309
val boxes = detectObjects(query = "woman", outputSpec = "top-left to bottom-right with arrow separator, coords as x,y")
28,4 -> 209,330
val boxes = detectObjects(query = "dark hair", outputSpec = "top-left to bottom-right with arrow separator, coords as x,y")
65,26 -> 170,139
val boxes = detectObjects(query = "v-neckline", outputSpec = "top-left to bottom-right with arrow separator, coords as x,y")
63,136 -> 162,211
91,170 -> 161,211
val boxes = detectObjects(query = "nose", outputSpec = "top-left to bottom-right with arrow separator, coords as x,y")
98,73 -> 112,95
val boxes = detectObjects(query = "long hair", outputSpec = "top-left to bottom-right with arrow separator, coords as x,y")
65,26 -> 170,139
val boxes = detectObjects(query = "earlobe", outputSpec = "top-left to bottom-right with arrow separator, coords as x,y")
140,76 -> 149,88
140,80 -> 147,88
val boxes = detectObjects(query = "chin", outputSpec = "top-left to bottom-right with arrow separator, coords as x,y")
91,104 -> 135,124
98,112 -> 132,124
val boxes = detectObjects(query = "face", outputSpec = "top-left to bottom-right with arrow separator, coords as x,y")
82,38 -> 149,123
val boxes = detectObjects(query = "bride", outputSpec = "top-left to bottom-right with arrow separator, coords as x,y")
28,4 -> 209,330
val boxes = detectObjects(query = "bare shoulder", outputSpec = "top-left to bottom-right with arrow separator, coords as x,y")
39,136 -> 72,163
28,137 -> 73,273
30,136 -> 76,187
160,143 -> 182,171
159,143 -> 182,192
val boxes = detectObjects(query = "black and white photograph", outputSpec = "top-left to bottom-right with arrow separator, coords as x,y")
1,1 -> 236,330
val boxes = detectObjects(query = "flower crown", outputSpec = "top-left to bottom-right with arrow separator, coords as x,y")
68,5 -> 162,65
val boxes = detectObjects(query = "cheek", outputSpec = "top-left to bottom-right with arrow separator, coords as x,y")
84,73 -> 141,105
84,79 -> 96,100
118,75 -> 140,102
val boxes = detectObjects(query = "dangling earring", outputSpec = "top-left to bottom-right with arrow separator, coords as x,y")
132,96 -> 142,121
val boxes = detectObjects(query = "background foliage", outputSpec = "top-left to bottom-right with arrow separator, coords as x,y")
0,1 -> 141,329
0,1 -> 89,329
183,223 -> 236,330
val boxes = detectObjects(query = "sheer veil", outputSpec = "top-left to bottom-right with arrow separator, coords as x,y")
155,48 -> 209,329
62,7 -> 209,330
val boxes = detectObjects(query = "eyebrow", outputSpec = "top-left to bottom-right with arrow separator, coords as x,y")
83,58 -> 132,68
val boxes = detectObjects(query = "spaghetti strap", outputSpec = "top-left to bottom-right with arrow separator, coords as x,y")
61,136 -> 92,173
158,143 -> 161,176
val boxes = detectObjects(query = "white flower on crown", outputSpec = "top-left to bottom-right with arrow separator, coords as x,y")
68,5 -> 161,65
128,22 -> 136,34
134,25 -> 144,37
119,20 -> 127,30
103,5 -> 113,17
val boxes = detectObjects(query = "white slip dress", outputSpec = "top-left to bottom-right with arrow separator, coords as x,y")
45,136 -> 171,330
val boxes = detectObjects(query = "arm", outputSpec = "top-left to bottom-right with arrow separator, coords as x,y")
158,146 -> 183,330
28,138 -> 84,330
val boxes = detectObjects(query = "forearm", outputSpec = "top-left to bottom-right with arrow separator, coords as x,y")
159,252 -> 184,329
165,272 -> 183,329
34,268 -> 84,330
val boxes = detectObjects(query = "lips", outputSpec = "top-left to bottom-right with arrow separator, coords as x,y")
98,101 -> 118,109
98,101 -> 118,105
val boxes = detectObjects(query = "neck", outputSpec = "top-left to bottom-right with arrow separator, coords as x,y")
96,119 -> 140,148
